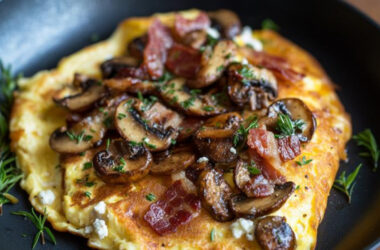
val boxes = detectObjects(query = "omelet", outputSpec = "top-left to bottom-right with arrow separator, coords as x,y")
10,9 -> 351,249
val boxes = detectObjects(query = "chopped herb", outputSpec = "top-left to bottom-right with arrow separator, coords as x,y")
158,71 -> 173,83
89,128 -> 96,133
66,130 -> 85,144
129,141 -> 143,147
12,208 -> 56,249
333,164 -> 361,203
217,65 -> 224,72
225,53 -> 232,59
83,134 -> 93,141
233,116 -> 258,147
295,185 -> 300,190
143,137 -> 157,149
181,97 -> 196,109
137,91 -> 144,101
82,162 -> 93,170
261,18 -> 279,31
113,165 -> 125,173
247,161 -> 261,175
119,157 -> 126,166
106,138 -> 111,151
103,116 -> 113,128
353,129 -> 379,171
202,106 -> 214,112
296,156 -> 313,166
117,113 -> 127,120
146,193 -> 156,202
210,228 -> 216,242
237,65 -> 254,79
79,152 -> 86,156
275,113 -> 304,138
55,164 -> 61,169
76,175 -> 95,187
170,96 -> 178,104
171,139 -> 176,145
190,89 -> 201,96
85,181 -> 95,187
84,191 -> 91,198
98,107 -> 105,113
205,34 -> 218,47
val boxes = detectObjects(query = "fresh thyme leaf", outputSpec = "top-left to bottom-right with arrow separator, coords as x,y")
261,18 -> 279,31
143,137 -> 157,149
84,191 -> 91,198
333,164 -> 362,203
247,160 -> 261,175
353,129 -> 379,171
237,65 -> 254,79
210,228 -> 216,242
275,113 -> 304,138
137,91 -> 144,101
296,156 -> 313,166
65,130 -> 87,144
295,185 -> 300,190
158,71 -> 173,83
82,162 -> 92,170
106,138 -> 111,151
217,65 -> 224,72
117,113 -> 127,120
202,106 -> 214,112
171,139 -> 176,145
233,116 -> 258,147
146,193 -> 156,202
12,208 -> 56,249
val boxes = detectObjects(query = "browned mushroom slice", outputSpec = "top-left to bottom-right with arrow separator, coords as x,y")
208,9 -> 242,39
266,98 -> 316,142
230,181 -> 295,218
93,138 -> 152,184
194,112 -> 242,163
187,40 -> 237,88
227,63 -> 277,110
150,144 -> 196,175
104,78 -> 156,94
177,117 -> 204,142
198,168 -> 234,221
100,56 -> 140,79
115,99 -> 181,151
53,78 -> 107,112
255,216 -> 296,250
182,29 -> 207,49
159,78 -> 227,116
234,160 -> 274,198
127,35 -> 147,61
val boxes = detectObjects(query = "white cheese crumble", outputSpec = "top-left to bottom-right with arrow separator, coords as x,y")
84,225 -> 93,234
93,218 -> 108,239
197,157 -> 209,163
230,147 -> 237,154
237,26 -> 263,51
206,26 -> 220,39
38,190 -> 55,205
94,201 -> 107,215
230,218 -> 255,241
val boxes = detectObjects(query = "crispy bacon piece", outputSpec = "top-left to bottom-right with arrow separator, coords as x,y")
239,47 -> 304,83
174,12 -> 210,38
143,19 -> 173,79
166,44 -> 202,78
244,174 -> 275,197
143,180 -> 201,235
277,135 -> 301,162
115,66 -> 149,80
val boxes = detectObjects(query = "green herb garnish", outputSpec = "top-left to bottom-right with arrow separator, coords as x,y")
261,18 -> 279,31
210,228 -> 216,242
117,113 -> 127,120
84,191 -> 91,198
296,156 -> 313,166
275,113 -> 304,138
12,208 -> 56,249
353,129 -> 379,171
333,164 -> 361,203
247,161 -> 261,175
233,116 -> 258,147
143,138 -> 157,149
66,130 -> 92,143
82,162 -> 93,170
146,193 -> 156,202
202,106 -> 214,112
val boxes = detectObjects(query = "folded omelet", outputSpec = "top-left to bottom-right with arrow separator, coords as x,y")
10,9 -> 351,249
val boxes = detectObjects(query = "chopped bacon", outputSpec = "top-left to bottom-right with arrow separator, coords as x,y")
239,47 -> 304,83
174,12 -> 210,38
143,19 -> 173,79
166,44 -> 202,79
244,174 -> 274,198
144,180 -> 201,235
277,135 -> 301,162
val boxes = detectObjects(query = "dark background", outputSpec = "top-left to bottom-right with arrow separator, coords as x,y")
1,0 -> 380,249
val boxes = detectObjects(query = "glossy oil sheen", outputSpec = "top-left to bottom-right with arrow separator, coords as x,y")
1,0 -> 380,249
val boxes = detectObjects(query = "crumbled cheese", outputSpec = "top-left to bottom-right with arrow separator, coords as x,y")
206,27 -> 220,39
236,26 -> 263,51
241,58 -> 249,65
197,157 -> 209,163
93,219 -> 108,239
38,190 -> 55,205
143,137 -> 150,143
230,147 -> 237,154
84,225 -> 93,234
230,218 -> 255,241
94,201 -> 106,215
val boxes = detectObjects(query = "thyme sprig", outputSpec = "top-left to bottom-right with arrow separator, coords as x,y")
233,116 -> 258,147
353,129 -> 379,171
333,164 -> 362,203
12,208 -> 56,249
275,113 -> 304,139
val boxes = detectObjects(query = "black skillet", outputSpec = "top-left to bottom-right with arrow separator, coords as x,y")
1,0 -> 380,249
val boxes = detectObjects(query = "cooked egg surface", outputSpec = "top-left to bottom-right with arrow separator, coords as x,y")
10,9 -> 351,249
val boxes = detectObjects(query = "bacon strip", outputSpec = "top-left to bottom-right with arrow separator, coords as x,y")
277,135 -> 301,162
143,19 -> 173,79
165,44 -> 202,78
143,180 -> 201,235
239,47 -> 304,83
174,12 -> 210,38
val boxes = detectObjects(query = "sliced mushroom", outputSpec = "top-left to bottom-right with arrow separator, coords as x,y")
182,29 -> 207,49
177,117 -> 204,142
185,160 -> 212,183
93,138 -> 152,184
159,77 -> 227,116
104,77 -> 156,94
230,181 -> 295,218
127,35 -> 147,61
53,76 -> 107,112
150,144 -> 196,175
194,112 -> 242,163
208,10 -> 242,39
198,168 -> 234,221
187,40 -> 237,88
227,63 -> 277,111
50,95 -> 128,154
100,57 -> 140,79
234,160 -> 274,198
265,98 -> 316,142
255,216 -> 296,250
115,98 -> 181,151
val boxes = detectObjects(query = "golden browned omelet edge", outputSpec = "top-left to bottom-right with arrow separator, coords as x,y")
10,9 -> 351,250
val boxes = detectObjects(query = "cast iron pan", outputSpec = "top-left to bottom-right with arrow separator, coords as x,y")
1,0 -> 380,249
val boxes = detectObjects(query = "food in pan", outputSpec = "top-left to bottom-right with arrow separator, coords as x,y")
10,9 -> 351,249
